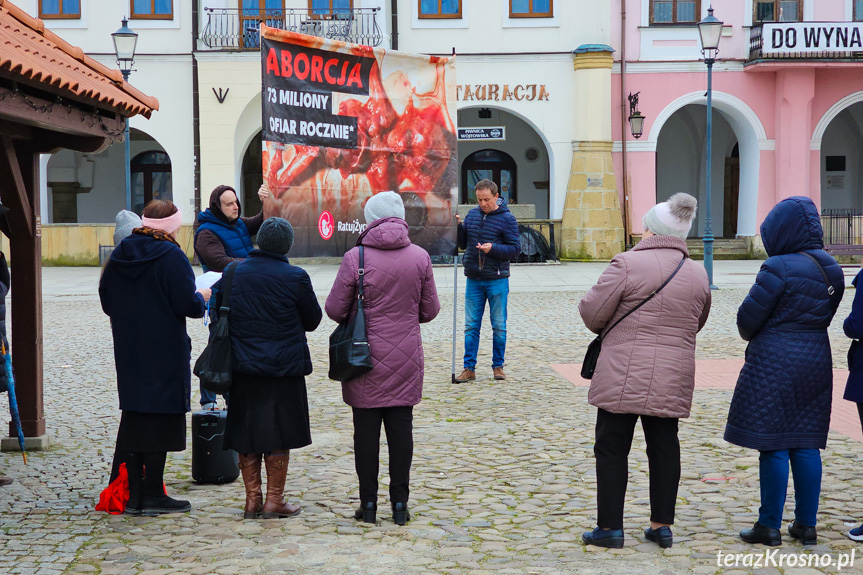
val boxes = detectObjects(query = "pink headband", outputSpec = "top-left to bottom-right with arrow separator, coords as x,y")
142,208 -> 183,235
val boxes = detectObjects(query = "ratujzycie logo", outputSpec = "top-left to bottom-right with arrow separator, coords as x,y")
318,211 -> 334,240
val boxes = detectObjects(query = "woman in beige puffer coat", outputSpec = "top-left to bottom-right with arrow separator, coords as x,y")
578,193 -> 711,550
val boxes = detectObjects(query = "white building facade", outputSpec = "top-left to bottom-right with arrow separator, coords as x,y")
19,0 -> 621,260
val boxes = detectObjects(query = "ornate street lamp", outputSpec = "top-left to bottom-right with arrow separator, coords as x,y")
627,92 -> 645,139
112,18 -> 138,212
698,5 -> 722,289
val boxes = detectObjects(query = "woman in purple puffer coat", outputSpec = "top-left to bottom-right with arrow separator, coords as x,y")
325,192 -> 440,526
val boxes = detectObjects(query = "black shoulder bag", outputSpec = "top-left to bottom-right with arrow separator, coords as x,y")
798,251 -> 836,297
581,255 -> 687,380
193,261 -> 239,395
329,246 -> 373,382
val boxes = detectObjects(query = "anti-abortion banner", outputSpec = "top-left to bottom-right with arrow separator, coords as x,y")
260,25 -> 458,256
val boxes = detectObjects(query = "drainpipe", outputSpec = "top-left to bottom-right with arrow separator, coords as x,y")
192,2 -> 202,218
619,0 -> 631,249
391,0 -> 398,50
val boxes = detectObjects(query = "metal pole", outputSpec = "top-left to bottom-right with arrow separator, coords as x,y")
451,247 -> 458,383
122,68 -> 132,212
704,58 -> 716,289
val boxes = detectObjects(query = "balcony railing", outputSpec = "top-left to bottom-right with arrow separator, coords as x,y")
200,7 -> 383,50
749,22 -> 863,61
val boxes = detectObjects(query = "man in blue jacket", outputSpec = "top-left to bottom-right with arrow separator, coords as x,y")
194,183 -> 268,408
455,179 -> 521,382
194,184 -> 269,273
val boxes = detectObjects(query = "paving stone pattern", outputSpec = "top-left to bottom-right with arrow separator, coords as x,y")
1,271 -> 863,574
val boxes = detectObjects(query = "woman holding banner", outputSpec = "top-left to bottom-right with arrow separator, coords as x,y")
325,192 -> 440,525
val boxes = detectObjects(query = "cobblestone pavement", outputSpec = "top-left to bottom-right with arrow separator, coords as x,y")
1,263 -> 863,574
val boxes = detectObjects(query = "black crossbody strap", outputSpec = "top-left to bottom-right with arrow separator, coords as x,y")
219,261 -> 240,316
357,246 -> 365,300
799,251 -> 836,296
602,255 -> 687,338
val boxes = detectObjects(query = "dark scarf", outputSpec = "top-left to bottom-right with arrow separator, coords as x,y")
132,226 -> 181,248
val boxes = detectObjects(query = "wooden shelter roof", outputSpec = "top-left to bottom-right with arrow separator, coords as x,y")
0,0 -> 158,119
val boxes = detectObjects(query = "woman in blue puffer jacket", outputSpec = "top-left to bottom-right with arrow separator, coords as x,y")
725,196 -> 844,547
843,268 -> 863,541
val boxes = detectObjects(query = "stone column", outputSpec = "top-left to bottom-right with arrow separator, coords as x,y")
560,46 -> 624,260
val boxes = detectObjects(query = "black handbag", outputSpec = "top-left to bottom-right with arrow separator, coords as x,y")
193,261 -> 239,395
581,255 -> 687,379
329,246 -> 373,382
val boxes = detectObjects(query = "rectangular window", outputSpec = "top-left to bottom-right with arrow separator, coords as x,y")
419,0 -> 462,19
310,0 -> 352,16
650,0 -> 699,24
509,0 -> 553,18
131,0 -> 173,19
856,0 -> 863,21
754,0 -> 800,22
39,0 -> 81,19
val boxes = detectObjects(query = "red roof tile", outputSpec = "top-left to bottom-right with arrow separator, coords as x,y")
0,0 -> 158,119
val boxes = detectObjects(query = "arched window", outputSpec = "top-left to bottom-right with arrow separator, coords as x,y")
461,149 -> 517,204
131,151 -> 172,215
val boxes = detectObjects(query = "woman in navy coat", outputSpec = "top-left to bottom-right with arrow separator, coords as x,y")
218,217 -> 322,520
725,197 -> 844,546
843,270 -> 863,540
100,200 -> 210,516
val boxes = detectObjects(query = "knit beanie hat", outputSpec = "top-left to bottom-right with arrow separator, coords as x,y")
142,208 -> 183,236
114,210 -> 142,245
642,193 -> 698,240
364,191 -> 405,224
257,217 -> 294,254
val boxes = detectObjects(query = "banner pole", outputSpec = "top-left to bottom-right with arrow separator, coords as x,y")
451,242 -> 458,384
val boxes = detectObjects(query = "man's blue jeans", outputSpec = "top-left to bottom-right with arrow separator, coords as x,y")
463,277 -> 508,370
758,448 -> 821,529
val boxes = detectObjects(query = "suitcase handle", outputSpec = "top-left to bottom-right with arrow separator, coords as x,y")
200,413 -> 221,426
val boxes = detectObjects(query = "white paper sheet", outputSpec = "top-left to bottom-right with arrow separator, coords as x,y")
195,271 -> 222,290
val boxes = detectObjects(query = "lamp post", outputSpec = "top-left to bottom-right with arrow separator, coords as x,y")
698,6 -> 722,290
112,18 -> 138,212
628,92 -> 645,139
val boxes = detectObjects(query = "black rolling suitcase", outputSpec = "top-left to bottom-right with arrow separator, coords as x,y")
191,408 -> 239,484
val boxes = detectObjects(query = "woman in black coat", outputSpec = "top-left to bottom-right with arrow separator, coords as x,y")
100,200 -> 210,516
217,217 -> 322,519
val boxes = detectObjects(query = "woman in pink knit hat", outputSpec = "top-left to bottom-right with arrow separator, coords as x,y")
100,200 -> 211,516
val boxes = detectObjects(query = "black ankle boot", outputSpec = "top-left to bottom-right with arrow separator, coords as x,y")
788,521 -> 817,545
141,494 -> 191,516
392,502 -> 410,525
740,521 -> 781,546
124,453 -> 143,516
353,501 -> 376,523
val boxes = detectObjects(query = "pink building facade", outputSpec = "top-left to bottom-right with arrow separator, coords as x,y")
612,0 -> 863,245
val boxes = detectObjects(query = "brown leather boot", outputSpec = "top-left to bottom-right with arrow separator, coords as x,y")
261,452 -> 301,519
493,367 -> 506,380
238,453 -> 263,519
454,369 -> 476,383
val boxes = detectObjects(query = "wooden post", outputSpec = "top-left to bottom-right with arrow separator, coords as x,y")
0,137 -> 45,438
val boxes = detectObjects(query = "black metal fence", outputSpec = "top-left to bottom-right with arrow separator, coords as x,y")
513,221 -> 559,263
821,209 -> 863,246
200,7 -> 383,50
